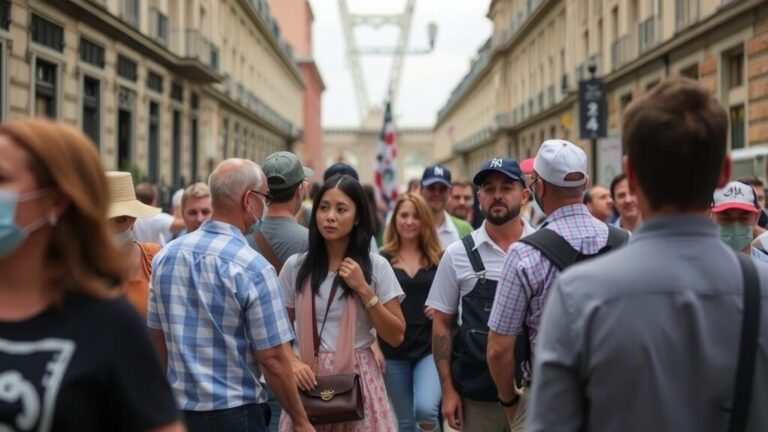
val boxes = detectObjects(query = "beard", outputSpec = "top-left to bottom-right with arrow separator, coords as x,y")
451,205 -> 471,219
485,202 -> 521,226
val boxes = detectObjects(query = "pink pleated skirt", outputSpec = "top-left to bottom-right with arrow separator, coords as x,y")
279,348 -> 396,432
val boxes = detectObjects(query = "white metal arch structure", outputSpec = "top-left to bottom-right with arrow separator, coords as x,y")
338,0 -> 436,123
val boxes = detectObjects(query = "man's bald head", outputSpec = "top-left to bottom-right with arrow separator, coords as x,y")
208,158 -> 264,211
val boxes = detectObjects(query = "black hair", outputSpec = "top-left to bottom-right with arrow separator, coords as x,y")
296,174 -> 374,297
362,184 -> 383,235
269,181 -> 301,203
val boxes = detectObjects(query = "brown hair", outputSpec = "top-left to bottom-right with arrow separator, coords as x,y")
135,182 -> 157,205
622,78 -> 728,211
0,118 -> 126,301
451,178 -> 473,189
381,193 -> 442,269
738,176 -> 764,189
609,173 -> 627,200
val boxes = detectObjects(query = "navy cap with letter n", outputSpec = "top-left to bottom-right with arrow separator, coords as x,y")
421,165 -> 452,187
472,157 -> 525,186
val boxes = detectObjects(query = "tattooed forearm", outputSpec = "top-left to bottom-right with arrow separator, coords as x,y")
432,334 -> 451,363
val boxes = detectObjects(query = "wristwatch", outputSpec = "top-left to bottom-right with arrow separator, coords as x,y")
365,295 -> 380,310
498,394 -> 520,407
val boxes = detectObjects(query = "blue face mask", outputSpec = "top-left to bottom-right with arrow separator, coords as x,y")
246,192 -> 266,235
0,189 -> 50,257
247,218 -> 264,235
720,223 -> 753,252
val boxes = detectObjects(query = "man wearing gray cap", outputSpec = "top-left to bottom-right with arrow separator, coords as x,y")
249,151 -> 313,272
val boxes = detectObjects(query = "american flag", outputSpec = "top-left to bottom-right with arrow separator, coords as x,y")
375,101 -> 398,210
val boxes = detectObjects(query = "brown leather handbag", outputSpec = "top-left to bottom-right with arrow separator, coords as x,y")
298,283 -> 364,425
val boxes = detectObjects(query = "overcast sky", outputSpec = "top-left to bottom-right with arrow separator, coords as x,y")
308,0 -> 492,128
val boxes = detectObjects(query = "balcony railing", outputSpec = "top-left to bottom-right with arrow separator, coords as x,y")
638,15 -> 660,54
452,127 -> 493,153
492,0 -> 543,49
170,29 -> 219,72
495,113 -> 512,129
228,79 -> 297,137
149,8 -> 169,46
611,35 -> 630,71
247,0 -> 297,69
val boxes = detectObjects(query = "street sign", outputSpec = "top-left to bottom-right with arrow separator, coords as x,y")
579,79 -> 607,139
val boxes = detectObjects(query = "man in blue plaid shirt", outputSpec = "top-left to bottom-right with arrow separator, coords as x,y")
149,158 -> 314,432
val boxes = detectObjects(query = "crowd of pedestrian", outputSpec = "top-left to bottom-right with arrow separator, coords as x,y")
0,76 -> 765,432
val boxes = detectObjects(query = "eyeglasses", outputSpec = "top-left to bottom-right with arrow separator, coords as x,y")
250,190 -> 272,207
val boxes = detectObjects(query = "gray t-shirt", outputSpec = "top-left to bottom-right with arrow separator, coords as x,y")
248,216 -> 308,264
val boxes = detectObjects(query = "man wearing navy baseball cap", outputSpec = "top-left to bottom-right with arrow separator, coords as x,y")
420,164 -> 473,248
427,157 -> 536,431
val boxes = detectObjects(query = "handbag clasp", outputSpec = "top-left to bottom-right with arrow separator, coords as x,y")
320,389 -> 335,401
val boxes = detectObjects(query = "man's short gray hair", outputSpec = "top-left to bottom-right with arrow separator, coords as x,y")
208,158 -> 263,210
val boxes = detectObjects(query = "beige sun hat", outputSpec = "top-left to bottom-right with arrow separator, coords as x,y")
106,171 -> 161,219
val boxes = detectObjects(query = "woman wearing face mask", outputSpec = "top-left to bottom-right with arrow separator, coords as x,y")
378,193 -> 443,432
0,118 -> 182,431
710,180 -> 768,262
278,174 -> 406,431
106,171 -> 163,320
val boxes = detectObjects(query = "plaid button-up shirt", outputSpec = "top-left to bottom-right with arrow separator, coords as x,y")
488,204 -> 609,348
148,220 -> 294,411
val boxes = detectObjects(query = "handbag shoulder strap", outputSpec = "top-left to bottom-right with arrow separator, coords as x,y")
253,231 -> 283,273
729,254 -> 762,432
311,283 -> 339,360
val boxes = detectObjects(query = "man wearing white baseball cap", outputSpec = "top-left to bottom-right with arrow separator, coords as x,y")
711,181 -> 768,262
486,139 -> 628,430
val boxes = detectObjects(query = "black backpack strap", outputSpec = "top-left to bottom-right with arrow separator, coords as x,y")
461,235 -> 486,282
518,229 -> 577,271
605,225 -> 630,249
729,254 -> 762,432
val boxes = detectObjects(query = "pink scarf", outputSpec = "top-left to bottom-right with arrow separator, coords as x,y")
297,281 -> 357,374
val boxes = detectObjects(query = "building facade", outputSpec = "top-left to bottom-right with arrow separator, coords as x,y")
268,0 -> 325,179
435,0 -> 768,184
0,0 -> 304,196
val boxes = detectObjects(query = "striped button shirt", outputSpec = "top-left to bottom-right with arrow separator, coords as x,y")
148,220 -> 294,411
488,204 -> 609,348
